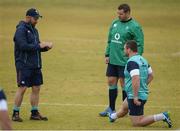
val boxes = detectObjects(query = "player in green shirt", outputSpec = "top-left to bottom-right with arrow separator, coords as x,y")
108,40 -> 172,128
100,3 -> 144,116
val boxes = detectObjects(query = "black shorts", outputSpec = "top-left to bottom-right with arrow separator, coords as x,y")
106,64 -> 125,78
16,69 -> 43,87
0,90 -> 6,100
127,99 -> 146,116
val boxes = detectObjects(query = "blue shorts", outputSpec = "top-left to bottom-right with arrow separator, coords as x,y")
106,64 -> 125,78
0,90 -> 6,100
127,99 -> 146,116
16,69 -> 43,87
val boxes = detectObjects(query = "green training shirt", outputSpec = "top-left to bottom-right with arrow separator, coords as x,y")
124,54 -> 150,100
105,18 -> 144,66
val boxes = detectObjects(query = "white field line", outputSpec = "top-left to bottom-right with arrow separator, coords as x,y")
8,102 -> 180,109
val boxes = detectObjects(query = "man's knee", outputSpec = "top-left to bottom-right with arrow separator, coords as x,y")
32,86 -> 40,94
18,87 -> 27,95
132,121 -> 141,127
132,119 -> 145,127
118,108 -> 128,118
108,77 -> 117,86
117,101 -> 128,118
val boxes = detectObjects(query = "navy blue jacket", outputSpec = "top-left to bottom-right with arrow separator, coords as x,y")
14,21 -> 47,70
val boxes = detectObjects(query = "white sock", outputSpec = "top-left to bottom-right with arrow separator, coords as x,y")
111,113 -> 117,119
153,113 -> 165,121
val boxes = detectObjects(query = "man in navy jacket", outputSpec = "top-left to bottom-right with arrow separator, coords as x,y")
12,8 -> 53,122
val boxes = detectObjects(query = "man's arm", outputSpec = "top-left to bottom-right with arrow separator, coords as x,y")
35,29 -> 50,52
15,28 -> 52,51
127,61 -> 141,105
105,25 -> 112,64
132,75 -> 140,99
132,26 -> 144,55
147,65 -> 153,85
105,25 -> 113,57
14,28 -> 41,51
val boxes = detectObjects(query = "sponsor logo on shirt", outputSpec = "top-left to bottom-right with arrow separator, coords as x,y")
111,33 -> 122,44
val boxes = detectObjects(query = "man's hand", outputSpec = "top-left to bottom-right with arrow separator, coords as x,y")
105,57 -> 109,64
47,42 -> 53,49
40,42 -> 53,50
133,97 -> 141,106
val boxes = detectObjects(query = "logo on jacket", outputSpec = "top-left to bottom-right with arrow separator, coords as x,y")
21,81 -> 25,84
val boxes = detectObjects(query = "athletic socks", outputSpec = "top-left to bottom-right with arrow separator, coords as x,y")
13,105 -> 20,112
31,106 -> 38,115
109,85 -> 118,111
110,112 -> 117,119
153,113 -> 165,121
13,105 -> 20,115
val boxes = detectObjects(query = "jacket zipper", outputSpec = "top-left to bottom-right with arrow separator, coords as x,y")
30,25 -> 40,68
24,53 -> 27,63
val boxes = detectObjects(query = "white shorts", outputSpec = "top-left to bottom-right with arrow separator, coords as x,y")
0,100 -> 8,111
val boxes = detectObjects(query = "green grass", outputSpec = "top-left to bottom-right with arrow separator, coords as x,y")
0,0 -> 180,130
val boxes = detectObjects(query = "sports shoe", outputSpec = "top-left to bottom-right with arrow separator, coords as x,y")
108,112 -> 116,122
99,107 -> 113,117
163,111 -> 172,128
30,111 -> 48,121
12,111 -> 23,122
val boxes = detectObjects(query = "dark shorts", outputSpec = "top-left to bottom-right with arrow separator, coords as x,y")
122,90 -> 127,101
0,90 -> 6,100
106,64 -> 125,78
127,99 -> 147,116
16,69 -> 43,87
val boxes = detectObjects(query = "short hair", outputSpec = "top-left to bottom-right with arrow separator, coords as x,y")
125,40 -> 137,52
118,4 -> 131,13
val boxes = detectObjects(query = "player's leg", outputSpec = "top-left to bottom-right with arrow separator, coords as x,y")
117,66 -> 126,101
12,87 -> 27,122
30,69 -> 47,121
119,77 -> 127,101
0,110 -> 12,130
30,85 -> 40,119
12,69 -> 29,122
108,98 -> 128,122
108,76 -> 118,111
0,90 -> 12,130
130,112 -> 172,128
130,115 -> 154,126
99,64 -> 118,117
30,86 -> 40,112
128,99 -> 172,128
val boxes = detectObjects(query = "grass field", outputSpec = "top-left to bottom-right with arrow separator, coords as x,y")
0,0 -> 180,130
